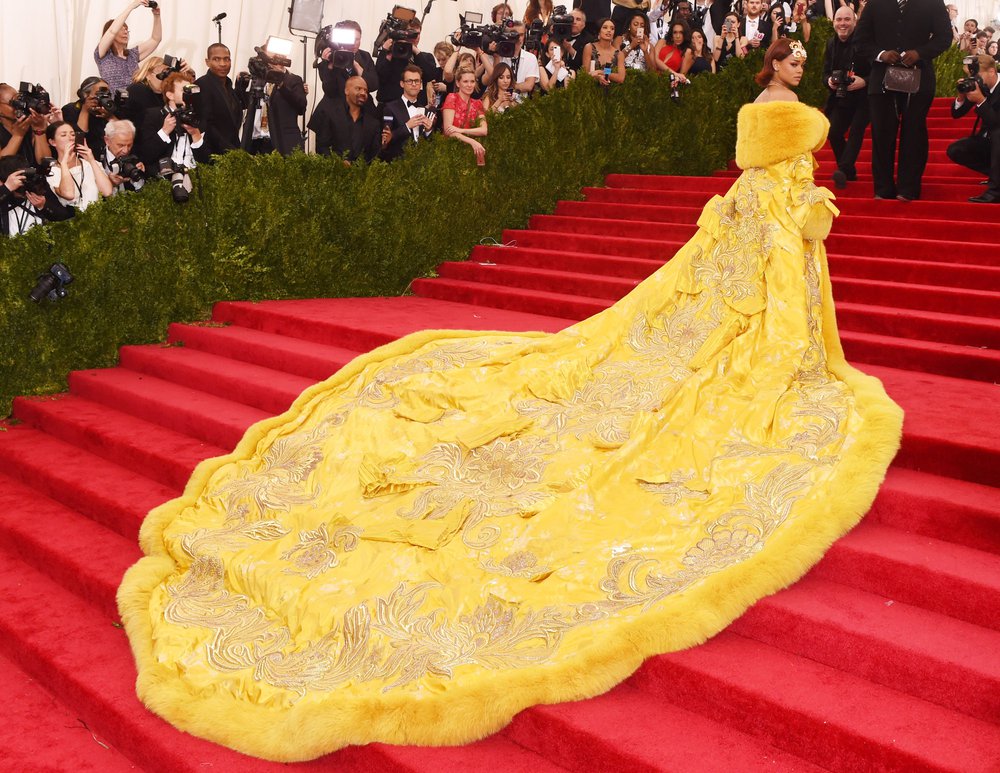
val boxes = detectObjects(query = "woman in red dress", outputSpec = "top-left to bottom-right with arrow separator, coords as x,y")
442,68 -> 488,165
653,19 -> 693,80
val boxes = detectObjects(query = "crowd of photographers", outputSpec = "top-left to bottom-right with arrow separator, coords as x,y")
3,0 -> 1000,240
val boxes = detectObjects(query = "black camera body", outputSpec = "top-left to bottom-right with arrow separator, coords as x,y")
20,157 -> 56,196
547,6 -> 574,41
10,82 -> 52,119
374,11 -> 419,59
830,69 -> 856,98
450,12 -> 487,49
158,157 -> 190,203
113,154 -> 144,183
484,20 -> 519,59
248,47 -> 292,85
156,54 -> 184,81
162,84 -> 202,133
316,25 -> 358,69
29,263 -> 73,303
94,87 -> 130,116
958,55 -> 984,95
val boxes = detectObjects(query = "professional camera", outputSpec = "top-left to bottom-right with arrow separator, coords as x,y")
20,157 -> 56,196
29,263 -> 73,303
163,84 -> 202,132
546,6 -> 574,41
484,19 -> 520,58
94,87 -> 130,116
450,11 -> 486,49
372,5 -> 419,58
10,82 -> 52,119
112,154 -> 144,183
248,47 -> 292,85
315,25 -> 358,69
158,158 -> 190,204
958,56 -> 984,94
156,54 -> 184,81
830,69 -> 855,99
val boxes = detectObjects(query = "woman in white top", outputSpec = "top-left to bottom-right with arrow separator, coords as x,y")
46,121 -> 113,211
615,13 -> 655,72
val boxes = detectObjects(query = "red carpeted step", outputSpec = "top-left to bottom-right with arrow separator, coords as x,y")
0,473 -> 140,619
814,148 -> 954,164
411,277 -> 608,320
828,253 -> 1000,292
871,467 -> 1000,555
835,301 -> 1000,348
502,228 -> 677,261
0,651 -> 137,773
469,243 -> 663,280
68,367 -> 269,451
840,328 -> 1000,383
868,365 -> 1000,489
814,521 -> 1000,630
729,576 -> 1000,723
831,276 -> 1000,317
632,632 -> 1000,772
0,424 -> 173,541
436,260 -> 641,301
211,296 -> 570,350
11,393 -> 223,490
504,684 -> 826,773
167,322 -> 358,382
118,344 -> 316,416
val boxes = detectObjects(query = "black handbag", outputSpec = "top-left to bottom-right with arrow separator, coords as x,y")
883,65 -> 921,94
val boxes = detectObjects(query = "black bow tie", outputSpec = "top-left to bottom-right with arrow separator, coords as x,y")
406,100 -> 418,108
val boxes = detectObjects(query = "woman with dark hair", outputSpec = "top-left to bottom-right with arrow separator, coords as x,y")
483,63 -> 516,111
539,40 -> 576,91
582,18 -> 627,85
653,20 -> 694,79
616,13 -> 655,71
714,12 -> 746,70
492,2 -> 514,24
524,0 -> 555,25
95,0 -> 163,92
45,120 -> 113,211
688,30 -> 715,75
120,31 -> 903,764
753,36 -> 805,94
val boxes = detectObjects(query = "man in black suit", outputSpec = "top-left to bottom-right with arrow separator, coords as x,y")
823,6 -> 871,188
947,54 -> 1000,203
381,65 -> 435,162
740,0 -> 773,53
564,8 -> 596,72
309,75 -> 386,162
195,44 -> 248,156
318,20 -> 379,101
854,0 -> 952,201
241,65 -> 308,156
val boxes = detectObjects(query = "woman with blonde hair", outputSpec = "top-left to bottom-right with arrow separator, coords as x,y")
442,67 -> 488,164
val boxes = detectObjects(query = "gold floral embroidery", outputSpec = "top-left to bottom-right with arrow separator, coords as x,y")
480,551 -> 554,580
639,471 -> 710,506
281,523 -> 363,579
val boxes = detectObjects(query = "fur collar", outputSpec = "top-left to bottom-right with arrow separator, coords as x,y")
735,101 -> 829,170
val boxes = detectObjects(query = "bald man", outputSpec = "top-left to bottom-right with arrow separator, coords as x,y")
308,75 -> 385,162
822,6 -> 870,188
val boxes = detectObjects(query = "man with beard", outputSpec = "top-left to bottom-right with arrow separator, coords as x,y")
823,6 -> 870,188
309,75 -> 385,162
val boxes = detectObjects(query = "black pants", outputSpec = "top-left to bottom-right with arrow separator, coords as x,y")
246,136 -> 274,155
868,89 -> 934,199
947,132 -> 1000,195
826,97 -> 870,178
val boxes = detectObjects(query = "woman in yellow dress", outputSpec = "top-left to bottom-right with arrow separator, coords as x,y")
118,39 -> 902,761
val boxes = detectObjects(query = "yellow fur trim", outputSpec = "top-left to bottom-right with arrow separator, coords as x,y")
736,101 -> 830,170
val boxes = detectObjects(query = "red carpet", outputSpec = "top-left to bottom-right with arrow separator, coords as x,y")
1,98 -> 999,771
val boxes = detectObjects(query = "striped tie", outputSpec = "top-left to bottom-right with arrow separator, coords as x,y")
898,0 -> 906,11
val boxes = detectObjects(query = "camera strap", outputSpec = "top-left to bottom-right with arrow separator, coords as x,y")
509,52 -> 521,84
12,200 -> 41,234
69,162 -> 86,207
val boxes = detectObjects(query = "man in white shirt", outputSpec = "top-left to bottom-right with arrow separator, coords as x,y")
102,119 -> 144,195
380,64 -> 434,162
499,22 -> 540,100
740,0 -> 773,51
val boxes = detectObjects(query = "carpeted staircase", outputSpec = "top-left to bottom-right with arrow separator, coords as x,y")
1,97 -> 998,772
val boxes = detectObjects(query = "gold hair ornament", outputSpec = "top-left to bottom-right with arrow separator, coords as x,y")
788,40 -> 807,60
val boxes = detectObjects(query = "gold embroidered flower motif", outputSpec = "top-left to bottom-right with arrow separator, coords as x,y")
480,550 -> 553,580
638,471 -> 710,506
281,523 -> 363,579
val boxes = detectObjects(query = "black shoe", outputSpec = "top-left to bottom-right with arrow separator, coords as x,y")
832,170 -> 847,189
969,192 -> 1000,203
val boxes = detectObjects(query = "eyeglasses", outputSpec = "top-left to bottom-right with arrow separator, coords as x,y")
402,78 -> 423,84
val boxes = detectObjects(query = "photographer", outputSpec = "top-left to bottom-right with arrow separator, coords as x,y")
139,71 -> 211,174
1,82 -> 58,165
310,76 -> 385,162
45,121 -> 114,211
497,22 -> 541,100
1,157 -> 73,237
823,7 -> 870,188
196,44 -> 249,155
947,54 -> 1000,203
242,55 -> 307,156
375,18 -> 438,107
62,77 -> 119,160
318,21 -> 379,102
95,0 -> 162,92
381,65 -> 434,161
102,119 -> 145,194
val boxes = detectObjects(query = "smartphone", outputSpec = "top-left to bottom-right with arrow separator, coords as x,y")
636,28 -> 644,40
603,64 -> 612,77
382,115 -> 393,130
754,31 -> 764,41
551,47 -> 561,62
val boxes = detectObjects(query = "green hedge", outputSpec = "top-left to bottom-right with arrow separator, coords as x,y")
0,20 -> 962,415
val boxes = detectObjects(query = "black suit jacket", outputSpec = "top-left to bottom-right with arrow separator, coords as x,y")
138,106 -> 213,171
375,50 -> 437,106
380,98 -> 431,162
739,16 -> 773,49
574,0 -> 613,37
241,72 -> 307,156
952,81 -> 1000,138
319,50 -> 379,100
194,73 -> 248,154
308,100 -> 382,162
854,0 -> 952,96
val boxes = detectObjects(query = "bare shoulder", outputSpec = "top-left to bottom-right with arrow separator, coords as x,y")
754,89 -> 800,104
